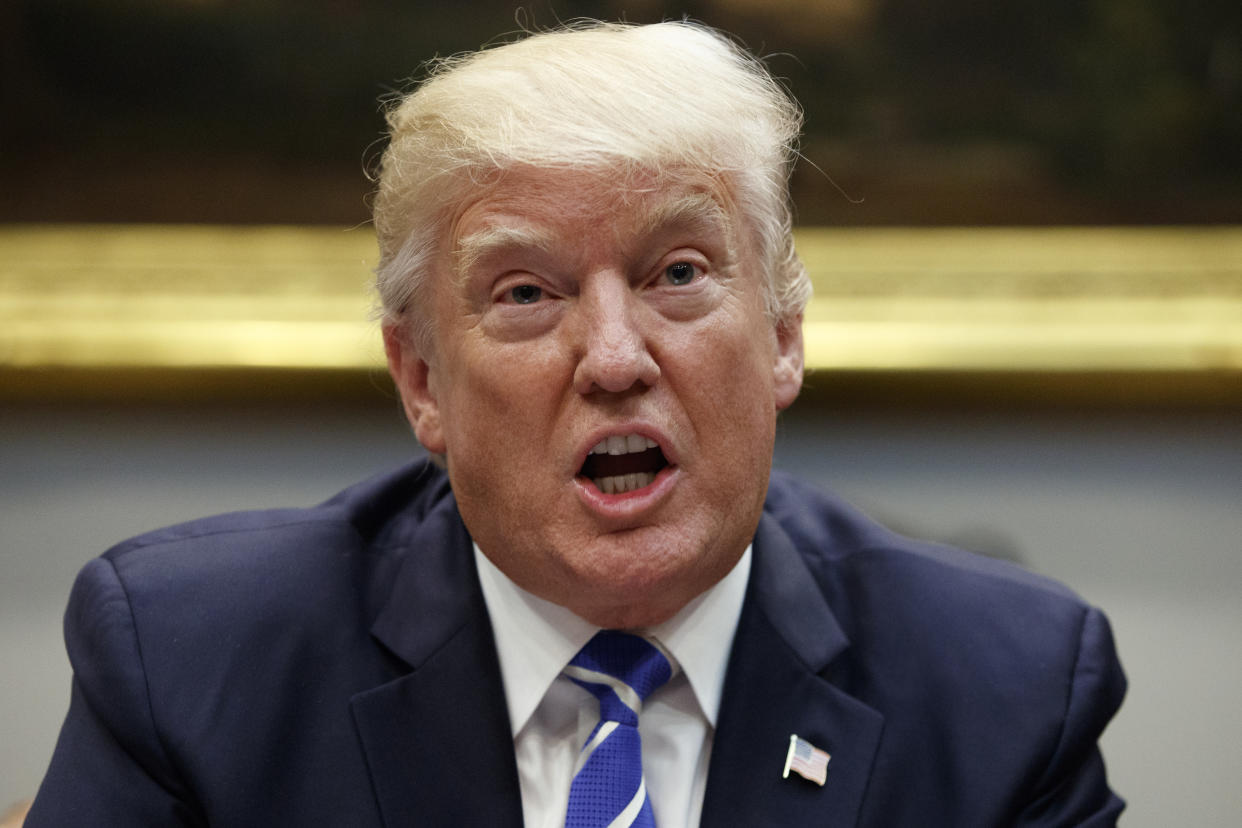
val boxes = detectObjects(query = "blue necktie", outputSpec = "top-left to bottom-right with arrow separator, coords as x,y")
563,631 -> 672,828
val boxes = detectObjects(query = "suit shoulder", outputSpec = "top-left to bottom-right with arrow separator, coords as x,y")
102,459 -> 451,566
764,469 -> 1081,608
763,471 -> 1125,750
761,470 -> 1114,700
763,473 -> 1127,823
86,460 -> 453,630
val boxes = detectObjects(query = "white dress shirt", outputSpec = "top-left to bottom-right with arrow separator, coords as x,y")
473,543 -> 752,828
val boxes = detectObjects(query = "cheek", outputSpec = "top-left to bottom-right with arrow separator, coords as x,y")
689,310 -> 777,391
440,340 -> 569,442
668,318 -> 780,459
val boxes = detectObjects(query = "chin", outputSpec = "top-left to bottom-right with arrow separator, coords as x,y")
556,531 -> 731,627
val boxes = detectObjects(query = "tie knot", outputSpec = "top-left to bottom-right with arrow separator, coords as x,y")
564,631 -> 672,725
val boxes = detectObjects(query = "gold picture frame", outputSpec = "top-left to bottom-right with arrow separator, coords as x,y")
2,224 -> 1239,403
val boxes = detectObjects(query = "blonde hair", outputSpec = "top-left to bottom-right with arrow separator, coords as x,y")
373,21 -> 810,350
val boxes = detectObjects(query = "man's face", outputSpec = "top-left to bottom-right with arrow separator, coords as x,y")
386,168 -> 803,628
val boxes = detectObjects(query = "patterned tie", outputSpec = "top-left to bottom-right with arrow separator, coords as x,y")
563,631 -> 673,828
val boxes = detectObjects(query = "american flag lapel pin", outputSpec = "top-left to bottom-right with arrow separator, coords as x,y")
782,734 -> 831,786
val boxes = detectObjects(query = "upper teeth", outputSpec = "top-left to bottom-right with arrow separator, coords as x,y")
591,434 -> 659,455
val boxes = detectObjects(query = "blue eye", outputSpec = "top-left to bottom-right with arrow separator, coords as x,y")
664,262 -> 696,286
509,284 -> 543,304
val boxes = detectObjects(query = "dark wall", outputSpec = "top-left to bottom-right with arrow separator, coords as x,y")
4,0 -> 1240,224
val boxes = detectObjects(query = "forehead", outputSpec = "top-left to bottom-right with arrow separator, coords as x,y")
448,167 -> 742,262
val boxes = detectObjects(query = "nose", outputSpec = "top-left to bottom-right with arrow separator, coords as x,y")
572,276 -> 660,395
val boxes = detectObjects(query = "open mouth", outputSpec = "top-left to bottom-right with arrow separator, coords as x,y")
579,434 -> 670,494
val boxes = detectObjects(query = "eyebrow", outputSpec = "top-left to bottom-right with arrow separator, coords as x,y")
453,224 -> 555,283
451,190 -> 738,284
629,191 -> 738,261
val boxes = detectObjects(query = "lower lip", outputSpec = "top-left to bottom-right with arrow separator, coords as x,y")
574,464 -> 679,520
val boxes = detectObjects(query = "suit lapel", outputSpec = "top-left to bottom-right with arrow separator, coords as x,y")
701,512 -> 884,827
347,478 -> 884,825
350,496 -> 523,827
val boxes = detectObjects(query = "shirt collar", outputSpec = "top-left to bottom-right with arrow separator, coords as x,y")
474,542 -> 752,737
650,544 -> 751,729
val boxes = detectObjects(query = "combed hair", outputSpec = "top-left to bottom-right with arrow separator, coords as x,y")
373,21 -> 811,350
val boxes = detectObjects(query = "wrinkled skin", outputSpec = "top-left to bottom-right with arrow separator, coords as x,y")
386,168 -> 803,628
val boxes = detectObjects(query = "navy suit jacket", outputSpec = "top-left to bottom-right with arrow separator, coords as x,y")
28,461 -> 1125,826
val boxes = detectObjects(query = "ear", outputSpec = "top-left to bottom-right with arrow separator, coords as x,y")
772,314 -> 804,411
383,322 -> 447,454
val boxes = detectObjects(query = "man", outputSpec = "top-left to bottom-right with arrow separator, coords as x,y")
28,21 -> 1125,827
